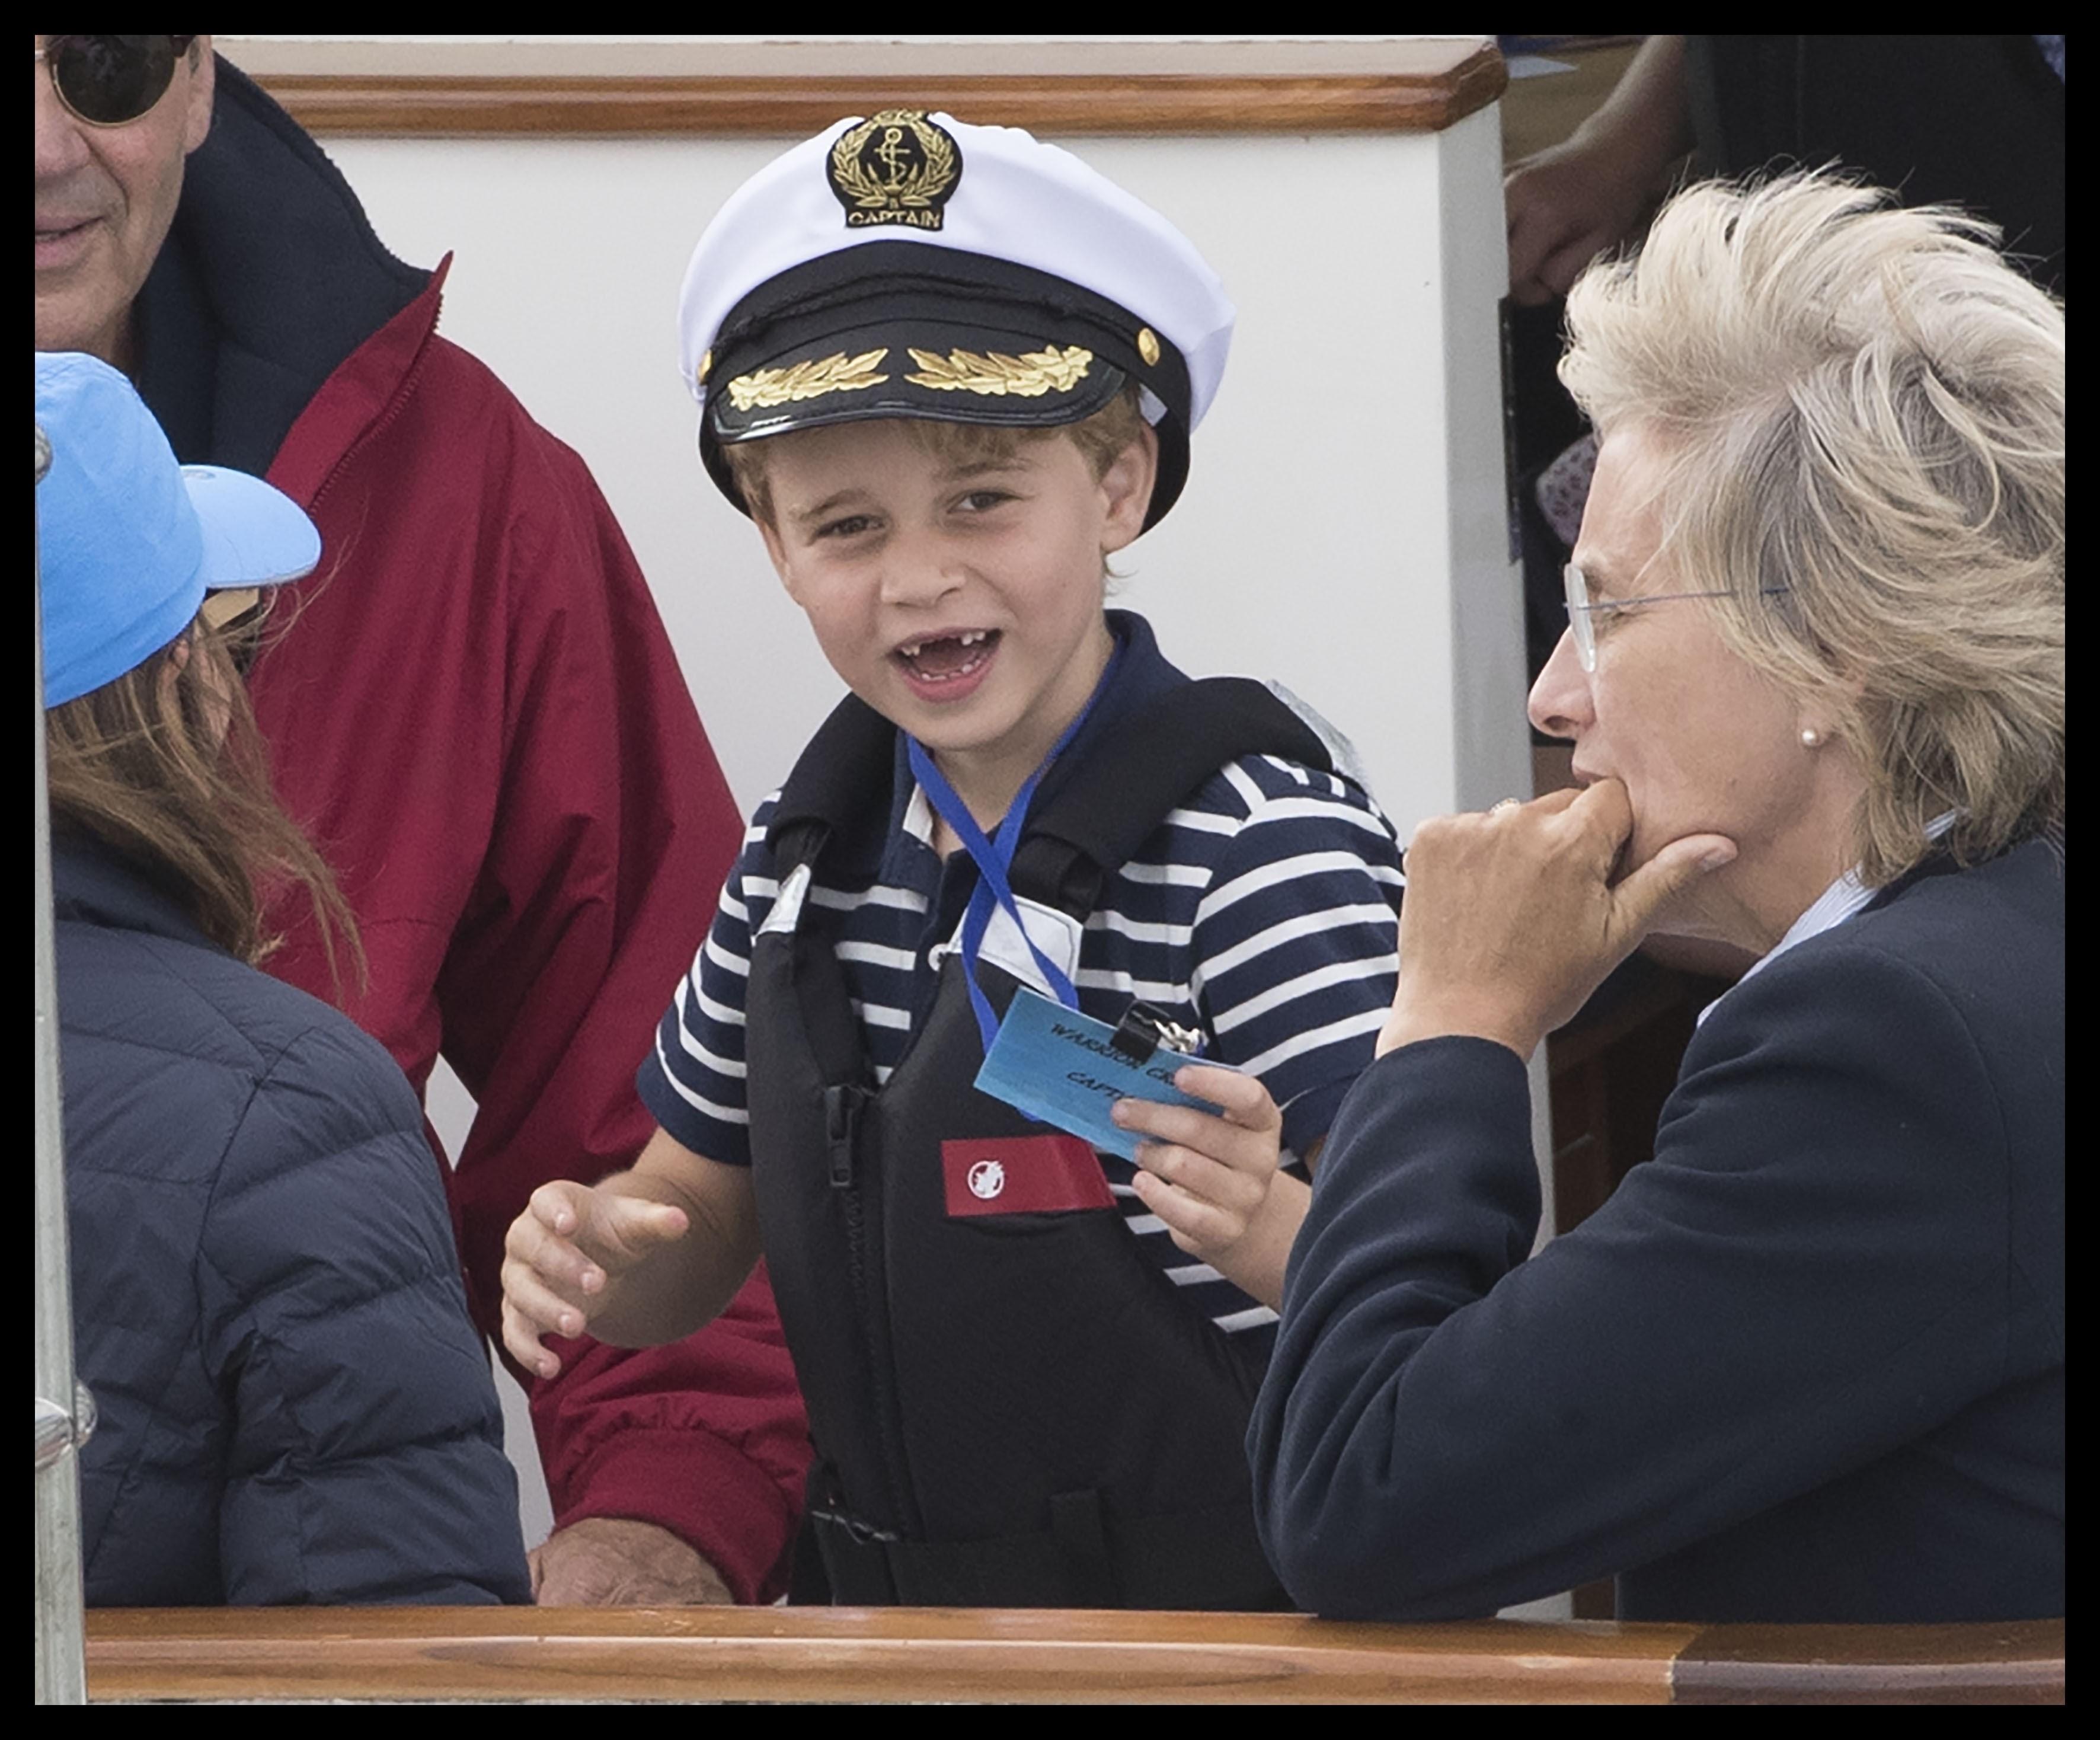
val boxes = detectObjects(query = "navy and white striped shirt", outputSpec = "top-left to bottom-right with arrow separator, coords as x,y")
639,615 -> 1404,1340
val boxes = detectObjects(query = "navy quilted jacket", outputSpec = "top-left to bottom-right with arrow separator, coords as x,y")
53,839 -> 530,1605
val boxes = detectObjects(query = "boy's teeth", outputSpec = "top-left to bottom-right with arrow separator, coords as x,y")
903,630 -> 991,660
897,628 -> 1000,681
899,630 -> 989,659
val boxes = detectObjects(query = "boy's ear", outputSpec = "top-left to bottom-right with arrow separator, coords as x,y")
1099,421 -> 1160,554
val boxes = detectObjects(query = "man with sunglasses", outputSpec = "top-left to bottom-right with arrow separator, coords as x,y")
36,36 -> 810,1609
34,34 -> 206,361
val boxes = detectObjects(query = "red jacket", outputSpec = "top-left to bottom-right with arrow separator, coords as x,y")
140,59 -> 810,1600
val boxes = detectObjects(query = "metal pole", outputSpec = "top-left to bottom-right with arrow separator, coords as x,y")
36,422 -> 90,1706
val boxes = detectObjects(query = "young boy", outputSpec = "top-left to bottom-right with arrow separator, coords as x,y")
503,111 -> 1404,1609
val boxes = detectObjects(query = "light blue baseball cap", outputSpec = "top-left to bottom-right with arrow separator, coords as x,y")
36,351 -> 322,709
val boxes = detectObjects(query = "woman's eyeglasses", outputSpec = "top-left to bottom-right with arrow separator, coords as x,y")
36,36 -> 197,129
1562,563 -> 1791,673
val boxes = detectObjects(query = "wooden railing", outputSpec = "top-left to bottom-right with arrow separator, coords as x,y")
219,36 -> 1506,138
87,1608 -> 2063,1704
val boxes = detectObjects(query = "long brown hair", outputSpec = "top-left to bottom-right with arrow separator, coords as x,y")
45,608 -> 366,997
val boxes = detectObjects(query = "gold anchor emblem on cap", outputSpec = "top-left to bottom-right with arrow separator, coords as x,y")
828,111 -> 963,232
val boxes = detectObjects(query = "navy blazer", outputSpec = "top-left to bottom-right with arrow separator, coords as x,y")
54,839 -> 530,1606
1251,838 -> 2064,1623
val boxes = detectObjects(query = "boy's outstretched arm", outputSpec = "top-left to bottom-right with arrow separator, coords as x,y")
1114,1066 -> 1312,1310
501,1125 -> 762,1378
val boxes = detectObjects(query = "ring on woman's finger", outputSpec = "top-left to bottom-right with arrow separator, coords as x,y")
1490,797 -> 1522,814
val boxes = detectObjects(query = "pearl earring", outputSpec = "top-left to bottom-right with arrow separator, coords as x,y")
1801,727 -> 1822,749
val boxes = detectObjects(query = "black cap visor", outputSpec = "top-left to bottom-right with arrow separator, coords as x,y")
714,317 -> 1130,443
699,244 -> 1192,528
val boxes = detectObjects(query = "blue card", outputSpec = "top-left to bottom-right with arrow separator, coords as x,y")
973,988 -> 1238,1161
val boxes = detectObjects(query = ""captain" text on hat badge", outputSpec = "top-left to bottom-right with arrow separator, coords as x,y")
829,111 -> 963,231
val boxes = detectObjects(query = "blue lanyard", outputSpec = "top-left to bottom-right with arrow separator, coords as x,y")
906,641 -> 1122,1051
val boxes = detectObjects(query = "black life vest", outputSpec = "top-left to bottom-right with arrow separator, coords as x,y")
744,677 -> 1336,1608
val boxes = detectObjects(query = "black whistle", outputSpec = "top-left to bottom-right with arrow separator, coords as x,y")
1110,1002 -> 1187,1064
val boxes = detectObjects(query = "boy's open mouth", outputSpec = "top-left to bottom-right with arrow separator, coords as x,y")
895,628 -> 1000,682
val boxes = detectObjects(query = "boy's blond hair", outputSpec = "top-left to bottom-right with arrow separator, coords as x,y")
727,387 -> 1149,529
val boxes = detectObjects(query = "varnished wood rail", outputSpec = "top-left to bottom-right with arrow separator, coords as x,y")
219,37 -> 1507,138
86,1608 -> 2063,1704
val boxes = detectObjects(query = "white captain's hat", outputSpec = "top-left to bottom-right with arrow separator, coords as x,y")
677,110 -> 1235,529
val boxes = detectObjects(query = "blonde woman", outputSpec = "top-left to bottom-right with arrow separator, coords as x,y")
40,352 -> 529,1606
1253,174 -> 2063,1624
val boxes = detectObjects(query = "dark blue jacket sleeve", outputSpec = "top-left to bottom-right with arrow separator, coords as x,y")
198,1015 -> 532,1605
1250,940 -> 2037,1620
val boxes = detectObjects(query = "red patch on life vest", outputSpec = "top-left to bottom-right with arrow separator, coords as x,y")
941,1134 -> 1114,1217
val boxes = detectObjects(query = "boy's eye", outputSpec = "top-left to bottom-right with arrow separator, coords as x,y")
957,489 -> 1015,513
814,513 -> 878,540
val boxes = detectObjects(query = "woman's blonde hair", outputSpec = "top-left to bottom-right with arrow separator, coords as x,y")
46,606 -> 365,995
1561,171 -> 2064,885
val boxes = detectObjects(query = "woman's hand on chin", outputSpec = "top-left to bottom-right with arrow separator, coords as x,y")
1379,780 -> 1736,1061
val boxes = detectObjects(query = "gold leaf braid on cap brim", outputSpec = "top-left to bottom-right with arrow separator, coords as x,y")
725,349 -> 891,411
903,346 -> 1094,397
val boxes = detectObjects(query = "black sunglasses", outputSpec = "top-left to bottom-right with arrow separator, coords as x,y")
37,36 -> 197,128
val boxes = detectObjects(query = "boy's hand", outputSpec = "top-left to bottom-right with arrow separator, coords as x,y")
1112,1066 -> 1305,1310
500,1180 -> 690,1380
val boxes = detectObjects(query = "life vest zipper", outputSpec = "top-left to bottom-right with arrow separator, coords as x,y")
829,1080 -> 922,1538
